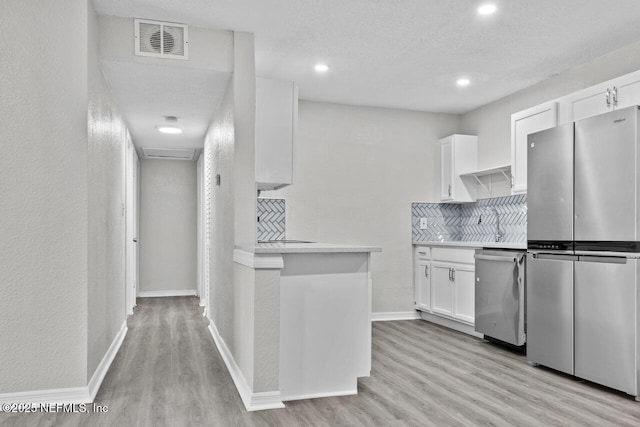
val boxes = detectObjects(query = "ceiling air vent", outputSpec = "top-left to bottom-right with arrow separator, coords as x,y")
134,19 -> 189,60
142,148 -> 196,161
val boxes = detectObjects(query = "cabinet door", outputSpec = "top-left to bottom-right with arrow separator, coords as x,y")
452,264 -> 475,324
566,80 -> 612,122
510,102 -> 557,194
613,70 -> 640,111
439,138 -> 453,201
431,263 -> 453,316
255,78 -> 297,190
415,260 -> 431,311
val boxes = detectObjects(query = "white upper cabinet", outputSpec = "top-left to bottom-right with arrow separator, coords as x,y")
255,77 -> 298,191
439,134 -> 477,202
510,102 -> 558,194
566,69 -> 640,123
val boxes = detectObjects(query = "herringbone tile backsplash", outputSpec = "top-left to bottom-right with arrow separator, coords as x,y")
412,194 -> 527,244
257,198 -> 285,241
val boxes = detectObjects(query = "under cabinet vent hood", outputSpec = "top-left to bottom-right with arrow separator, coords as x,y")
134,19 -> 189,60
142,147 -> 196,161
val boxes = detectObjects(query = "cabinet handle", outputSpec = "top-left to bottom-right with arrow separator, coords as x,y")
606,88 -> 611,107
612,86 -> 618,106
424,265 -> 429,278
448,184 -> 452,197
452,269 -> 456,282
448,268 -> 452,281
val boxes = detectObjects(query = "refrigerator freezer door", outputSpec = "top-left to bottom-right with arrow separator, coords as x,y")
527,124 -> 574,243
574,256 -> 637,395
575,106 -> 639,242
526,253 -> 575,375
474,251 -> 525,346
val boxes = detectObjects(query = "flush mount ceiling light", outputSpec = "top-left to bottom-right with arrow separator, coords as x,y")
456,78 -> 471,87
314,63 -> 329,73
157,126 -> 183,134
477,3 -> 497,15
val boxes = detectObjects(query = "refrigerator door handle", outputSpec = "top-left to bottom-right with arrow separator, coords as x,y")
531,253 -> 579,261
577,255 -> 627,264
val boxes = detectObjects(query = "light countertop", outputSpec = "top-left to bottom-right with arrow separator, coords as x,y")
413,240 -> 526,250
236,242 -> 382,254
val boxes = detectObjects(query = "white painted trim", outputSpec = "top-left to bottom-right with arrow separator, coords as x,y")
282,388 -> 357,402
419,311 -> 483,338
0,322 -> 129,405
371,311 -> 421,322
233,250 -> 284,269
88,321 -> 128,400
0,387 -> 91,405
207,318 -> 285,411
138,289 -> 197,298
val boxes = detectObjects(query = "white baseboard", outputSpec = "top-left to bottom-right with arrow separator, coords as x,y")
138,289 -> 197,298
207,318 -> 285,411
0,321 -> 128,405
282,388 -> 357,402
88,321 -> 128,400
0,386 -> 91,405
418,311 -> 483,338
372,311 -> 421,321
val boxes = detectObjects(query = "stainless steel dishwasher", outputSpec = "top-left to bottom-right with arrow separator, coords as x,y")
474,249 -> 526,347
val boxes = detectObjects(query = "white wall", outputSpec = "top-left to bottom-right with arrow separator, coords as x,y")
0,0 -> 89,393
205,31 -> 280,394
139,160 -> 197,293
266,101 -> 461,313
461,39 -> 640,175
87,0 -> 128,380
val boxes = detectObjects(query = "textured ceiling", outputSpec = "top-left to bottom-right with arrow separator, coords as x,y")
93,0 -> 640,114
100,61 -> 231,150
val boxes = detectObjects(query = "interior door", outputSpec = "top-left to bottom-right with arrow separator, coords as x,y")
125,140 -> 140,315
574,256 -> 637,395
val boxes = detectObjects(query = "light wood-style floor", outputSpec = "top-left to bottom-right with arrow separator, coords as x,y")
2,296 -> 640,426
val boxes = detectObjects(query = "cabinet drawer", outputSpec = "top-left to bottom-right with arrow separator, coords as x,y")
415,246 -> 431,260
432,247 -> 475,264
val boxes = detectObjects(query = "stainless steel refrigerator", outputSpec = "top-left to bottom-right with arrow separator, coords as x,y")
527,105 -> 640,398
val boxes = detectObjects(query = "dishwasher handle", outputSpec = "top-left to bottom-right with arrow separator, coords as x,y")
474,254 -> 518,263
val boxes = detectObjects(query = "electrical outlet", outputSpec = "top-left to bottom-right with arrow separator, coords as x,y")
419,217 -> 428,230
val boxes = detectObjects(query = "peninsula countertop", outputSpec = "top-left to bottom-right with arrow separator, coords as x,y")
236,241 -> 383,254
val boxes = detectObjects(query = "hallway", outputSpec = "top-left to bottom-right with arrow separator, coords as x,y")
3,297 -> 640,426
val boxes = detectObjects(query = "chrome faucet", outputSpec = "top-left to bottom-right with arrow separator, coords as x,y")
493,207 -> 502,242
478,207 -> 503,242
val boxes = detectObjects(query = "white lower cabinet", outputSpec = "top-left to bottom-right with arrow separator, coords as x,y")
414,247 -> 431,311
431,262 -> 454,316
414,246 -> 476,328
451,264 -> 475,324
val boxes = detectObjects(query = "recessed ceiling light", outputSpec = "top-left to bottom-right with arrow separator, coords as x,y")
457,78 -> 471,87
314,63 -> 329,73
477,3 -> 497,15
158,126 -> 183,134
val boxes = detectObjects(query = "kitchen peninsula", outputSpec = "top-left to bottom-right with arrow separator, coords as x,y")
231,241 -> 381,409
